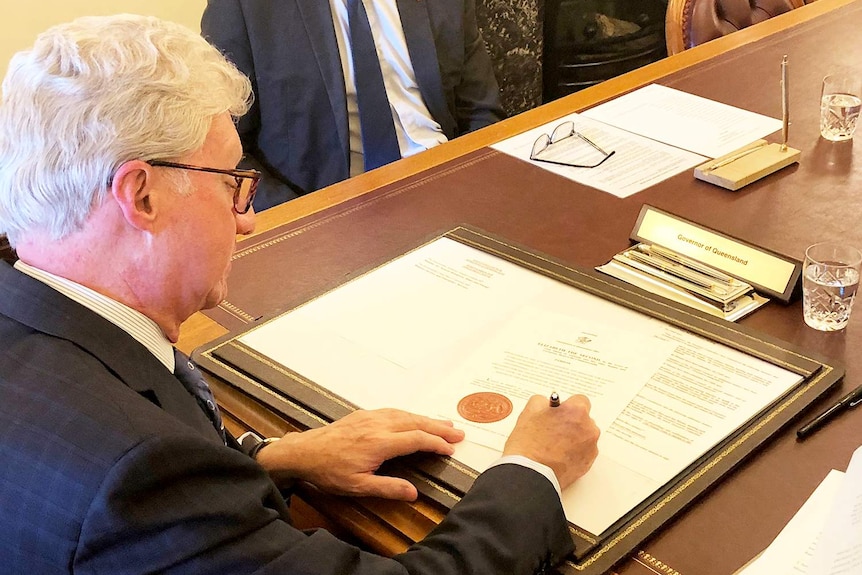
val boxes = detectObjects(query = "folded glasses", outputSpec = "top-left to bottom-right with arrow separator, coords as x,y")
530,121 -> 615,169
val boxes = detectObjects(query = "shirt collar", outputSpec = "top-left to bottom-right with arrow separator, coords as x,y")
14,260 -> 175,372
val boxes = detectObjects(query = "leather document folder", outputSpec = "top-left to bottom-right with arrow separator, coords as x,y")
194,226 -> 842,575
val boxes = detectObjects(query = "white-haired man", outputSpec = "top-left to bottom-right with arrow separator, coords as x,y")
0,14 -> 599,574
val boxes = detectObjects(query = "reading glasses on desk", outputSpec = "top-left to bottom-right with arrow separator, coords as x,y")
530,120 -> 616,169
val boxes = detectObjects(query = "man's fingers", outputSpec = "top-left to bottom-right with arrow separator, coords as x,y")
373,430 -> 458,459
564,394 -> 592,411
350,475 -> 419,501
526,393 -> 592,412
363,409 -> 465,443
416,417 -> 465,444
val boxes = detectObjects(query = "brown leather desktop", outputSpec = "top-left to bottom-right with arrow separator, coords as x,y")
179,1 -> 862,573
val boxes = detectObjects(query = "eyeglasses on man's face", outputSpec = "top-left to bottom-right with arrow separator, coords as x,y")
530,121 -> 615,169
147,161 -> 260,214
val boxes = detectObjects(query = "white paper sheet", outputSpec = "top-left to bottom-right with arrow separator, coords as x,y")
431,307 -> 671,450
238,236 -> 803,535
737,445 -> 862,575
735,470 -> 844,574
581,84 -> 784,159
490,112 -> 706,198
809,445 -> 862,574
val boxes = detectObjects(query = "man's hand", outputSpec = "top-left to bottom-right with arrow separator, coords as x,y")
503,394 -> 600,490
255,408 -> 465,501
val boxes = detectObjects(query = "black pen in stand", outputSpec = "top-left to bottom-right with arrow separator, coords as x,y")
796,383 -> 862,439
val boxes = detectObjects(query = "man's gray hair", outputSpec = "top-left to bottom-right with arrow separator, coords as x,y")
0,14 -> 252,245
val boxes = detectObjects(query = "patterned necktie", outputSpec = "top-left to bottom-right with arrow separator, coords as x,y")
173,348 -> 227,445
347,0 -> 401,170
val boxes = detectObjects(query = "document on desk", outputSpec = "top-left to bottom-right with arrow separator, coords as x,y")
491,112 -> 706,198
581,84 -> 783,159
492,84 -> 783,198
737,445 -> 862,575
237,236 -> 803,535
735,469 -> 844,574
429,307 -> 671,451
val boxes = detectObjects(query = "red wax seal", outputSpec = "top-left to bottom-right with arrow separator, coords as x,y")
457,392 -> 513,423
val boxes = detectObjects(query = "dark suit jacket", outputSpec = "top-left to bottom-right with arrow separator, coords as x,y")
201,0 -> 505,209
0,261 -> 573,574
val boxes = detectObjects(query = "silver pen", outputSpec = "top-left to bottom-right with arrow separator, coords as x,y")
621,250 -> 733,297
614,254 -> 740,311
637,244 -> 740,286
781,55 -> 789,152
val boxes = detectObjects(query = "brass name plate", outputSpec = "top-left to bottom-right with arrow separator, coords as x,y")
631,205 -> 801,302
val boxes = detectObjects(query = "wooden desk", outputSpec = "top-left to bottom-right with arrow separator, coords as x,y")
178,0 -> 862,572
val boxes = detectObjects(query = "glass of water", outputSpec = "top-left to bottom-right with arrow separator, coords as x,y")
802,242 -> 862,331
820,73 -> 862,141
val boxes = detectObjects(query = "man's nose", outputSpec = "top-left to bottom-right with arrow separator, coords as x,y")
235,207 -> 256,235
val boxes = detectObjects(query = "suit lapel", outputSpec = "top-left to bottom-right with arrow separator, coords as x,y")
0,262 -> 224,444
397,0 -> 453,137
296,0 -> 351,158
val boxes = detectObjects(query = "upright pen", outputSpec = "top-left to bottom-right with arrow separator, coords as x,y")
781,55 -> 789,152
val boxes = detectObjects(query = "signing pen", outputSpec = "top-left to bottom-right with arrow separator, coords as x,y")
796,383 -> 862,440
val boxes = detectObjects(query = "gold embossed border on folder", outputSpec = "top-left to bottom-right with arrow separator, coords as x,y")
193,225 -> 841,575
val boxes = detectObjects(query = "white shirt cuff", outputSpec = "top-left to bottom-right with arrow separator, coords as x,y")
488,455 -> 562,498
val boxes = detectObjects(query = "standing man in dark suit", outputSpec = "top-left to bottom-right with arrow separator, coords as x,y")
0,14 -> 599,575
201,0 -> 505,209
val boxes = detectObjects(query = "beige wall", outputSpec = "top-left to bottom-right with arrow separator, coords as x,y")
0,0 -> 207,77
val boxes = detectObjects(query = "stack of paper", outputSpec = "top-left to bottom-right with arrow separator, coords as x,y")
736,445 -> 862,574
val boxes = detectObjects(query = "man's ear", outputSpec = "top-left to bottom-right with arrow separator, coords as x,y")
110,160 -> 159,230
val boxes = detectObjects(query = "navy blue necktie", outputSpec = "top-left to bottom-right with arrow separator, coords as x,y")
347,0 -> 401,170
173,348 -> 227,445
